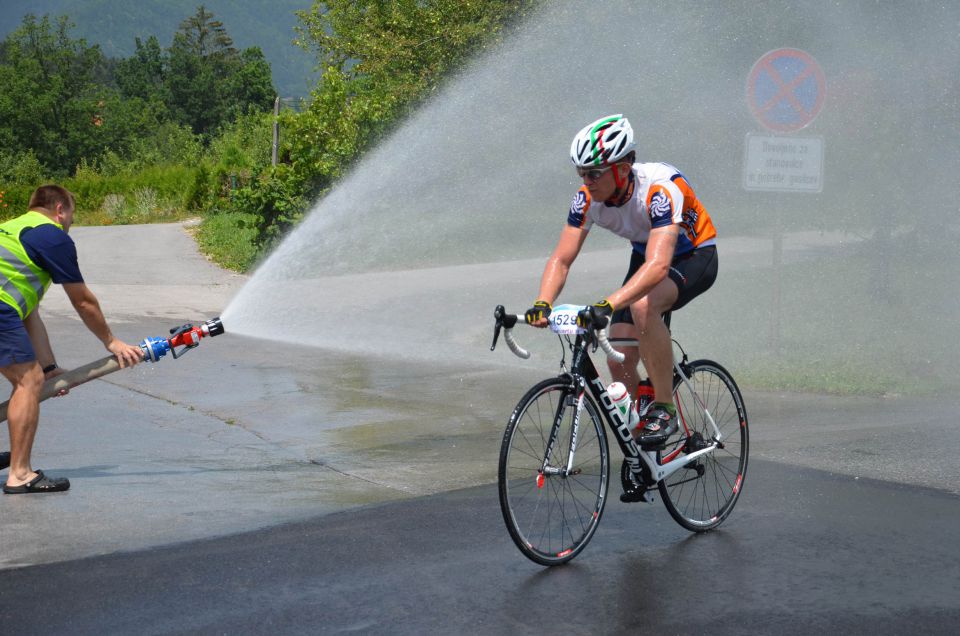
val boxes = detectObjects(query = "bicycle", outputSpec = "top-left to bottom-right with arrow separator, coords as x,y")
491,304 -> 749,566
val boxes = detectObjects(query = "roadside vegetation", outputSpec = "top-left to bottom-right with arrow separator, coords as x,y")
4,2 -> 939,397
676,236 -> 960,398
0,2 -> 540,273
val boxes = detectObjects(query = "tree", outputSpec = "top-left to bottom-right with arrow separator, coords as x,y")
0,14 -> 123,175
115,35 -> 168,106
164,6 -> 275,138
176,5 -> 236,59
166,30 -> 221,137
222,47 -> 275,118
239,0 -> 537,244
291,0 -> 536,186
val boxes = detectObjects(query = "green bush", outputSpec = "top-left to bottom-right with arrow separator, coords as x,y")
0,150 -> 47,219
209,110 -> 274,174
0,149 -> 46,185
65,164 -> 201,224
123,121 -> 204,171
184,163 -> 212,211
194,211 -> 260,272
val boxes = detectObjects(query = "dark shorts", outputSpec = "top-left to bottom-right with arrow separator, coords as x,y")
611,245 -> 717,326
0,322 -> 36,367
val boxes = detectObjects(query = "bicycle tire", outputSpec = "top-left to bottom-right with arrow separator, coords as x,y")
659,360 -> 749,532
498,376 -> 610,566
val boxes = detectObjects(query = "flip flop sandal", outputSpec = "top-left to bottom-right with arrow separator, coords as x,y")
3,470 -> 70,494
0,451 -> 9,470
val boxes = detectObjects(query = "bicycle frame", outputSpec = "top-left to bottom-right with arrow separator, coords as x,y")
549,333 -> 723,493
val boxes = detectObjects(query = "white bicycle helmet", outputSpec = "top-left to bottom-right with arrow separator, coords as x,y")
569,114 -> 635,167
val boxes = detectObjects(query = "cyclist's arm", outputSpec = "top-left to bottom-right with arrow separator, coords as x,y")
536,225 -> 589,304
607,225 -> 678,308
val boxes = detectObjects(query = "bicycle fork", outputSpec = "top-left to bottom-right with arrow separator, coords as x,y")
537,377 -> 586,487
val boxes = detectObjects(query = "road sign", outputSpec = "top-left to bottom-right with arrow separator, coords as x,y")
747,48 -> 825,133
743,133 -> 823,193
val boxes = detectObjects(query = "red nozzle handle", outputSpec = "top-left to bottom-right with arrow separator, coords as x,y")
166,317 -> 224,358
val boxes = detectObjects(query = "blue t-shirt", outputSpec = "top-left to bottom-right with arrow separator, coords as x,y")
0,224 -> 84,330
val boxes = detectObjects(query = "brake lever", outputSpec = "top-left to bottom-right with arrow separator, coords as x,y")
491,305 -> 505,351
492,305 -> 520,352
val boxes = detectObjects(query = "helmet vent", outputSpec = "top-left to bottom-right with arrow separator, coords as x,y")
570,114 -> 635,167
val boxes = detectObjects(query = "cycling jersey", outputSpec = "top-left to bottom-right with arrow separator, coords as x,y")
566,162 -> 717,256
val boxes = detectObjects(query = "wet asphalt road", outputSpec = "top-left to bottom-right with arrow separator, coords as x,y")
3,459 -> 960,634
2,223 -> 960,633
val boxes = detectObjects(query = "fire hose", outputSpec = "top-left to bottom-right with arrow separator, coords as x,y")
0,317 -> 225,423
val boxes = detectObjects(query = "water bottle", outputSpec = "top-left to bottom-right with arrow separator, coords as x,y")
635,379 -> 655,417
607,382 -> 639,429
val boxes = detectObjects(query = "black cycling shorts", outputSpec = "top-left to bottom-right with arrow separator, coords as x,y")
611,245 -> 717,326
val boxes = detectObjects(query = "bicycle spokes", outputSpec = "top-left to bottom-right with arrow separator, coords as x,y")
659,360 -> 749,531
498,378 -> 610,566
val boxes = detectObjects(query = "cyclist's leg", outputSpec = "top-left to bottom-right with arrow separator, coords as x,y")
607,321 -> 641,391
607,250 -> 645,393
667,246 -> 718,312
639,245 -> 717,403
628,279 -> 678,405
631,247 -> 717,443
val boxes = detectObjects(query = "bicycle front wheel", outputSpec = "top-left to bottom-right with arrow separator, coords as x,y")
659,360 -> 749,531
498,377 -> 610,566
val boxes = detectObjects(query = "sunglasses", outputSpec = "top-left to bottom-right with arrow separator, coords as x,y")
576,164 -> 613,181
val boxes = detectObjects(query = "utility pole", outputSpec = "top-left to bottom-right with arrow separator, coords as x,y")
272,96 -> 280,167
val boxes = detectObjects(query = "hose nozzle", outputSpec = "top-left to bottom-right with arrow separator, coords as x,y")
202,316 -> 225,338
139,317 -> 225,363
140,336 -> 171,362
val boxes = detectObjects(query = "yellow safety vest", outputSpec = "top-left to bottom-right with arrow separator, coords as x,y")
0,211 -> 62,318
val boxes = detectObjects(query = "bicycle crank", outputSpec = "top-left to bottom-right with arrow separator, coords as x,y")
619,459 -> 655,503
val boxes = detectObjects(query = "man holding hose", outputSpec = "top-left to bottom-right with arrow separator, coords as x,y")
0,185 -> 142,494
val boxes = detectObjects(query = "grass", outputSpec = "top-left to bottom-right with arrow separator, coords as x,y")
69,165 -> 200,226
674,237 -> 958,397
193,211 -> 260,273
1,165 -> 202,226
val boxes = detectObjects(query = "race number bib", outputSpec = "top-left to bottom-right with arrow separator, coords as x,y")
549,304 -> 586,335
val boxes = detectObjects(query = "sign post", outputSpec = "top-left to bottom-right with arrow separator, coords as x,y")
743,48 -> 826,351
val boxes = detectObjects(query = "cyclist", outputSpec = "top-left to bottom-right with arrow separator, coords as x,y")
525,114 -> 718,444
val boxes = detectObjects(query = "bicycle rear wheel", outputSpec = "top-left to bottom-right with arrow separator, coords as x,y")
659,360 -> 748,531
498,377 -> 609,566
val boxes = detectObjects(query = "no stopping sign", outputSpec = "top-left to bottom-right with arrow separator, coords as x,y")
747,48 -> 826,133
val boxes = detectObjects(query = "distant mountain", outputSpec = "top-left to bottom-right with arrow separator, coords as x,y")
0,0 -> 318,98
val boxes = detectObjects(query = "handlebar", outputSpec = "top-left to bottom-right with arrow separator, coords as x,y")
491,306 -> 530,359
491,305 -> 625,364
595,327 -> 626,363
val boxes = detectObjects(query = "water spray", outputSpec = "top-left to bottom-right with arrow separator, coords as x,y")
0,317 -> 225,422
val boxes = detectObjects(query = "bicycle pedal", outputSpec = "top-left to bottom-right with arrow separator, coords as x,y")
619,488 -> 655,504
